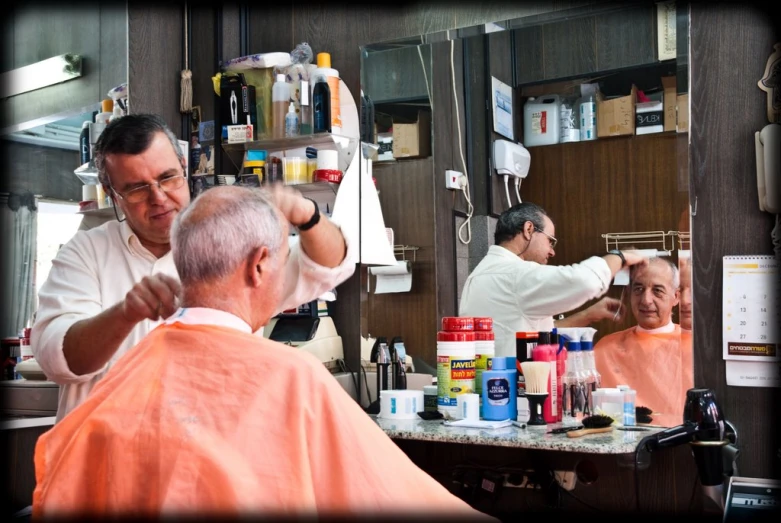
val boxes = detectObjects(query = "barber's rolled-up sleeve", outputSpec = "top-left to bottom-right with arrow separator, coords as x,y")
275,225 -> 357,314
514,256 -> 612,319
31,233 -> 106,385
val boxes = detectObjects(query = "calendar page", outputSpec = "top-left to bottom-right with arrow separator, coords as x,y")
722,256 -> 779,363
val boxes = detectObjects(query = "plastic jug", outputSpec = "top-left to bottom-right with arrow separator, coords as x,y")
523,95 -> 561,147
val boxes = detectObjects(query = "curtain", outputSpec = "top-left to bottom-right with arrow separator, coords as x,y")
0,191 -> 37,338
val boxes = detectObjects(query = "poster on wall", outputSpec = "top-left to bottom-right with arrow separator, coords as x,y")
491,77 -> 514,141
722,255 -> 780,387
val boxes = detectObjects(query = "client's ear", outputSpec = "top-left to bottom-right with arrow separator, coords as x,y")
248,246 -> 270,287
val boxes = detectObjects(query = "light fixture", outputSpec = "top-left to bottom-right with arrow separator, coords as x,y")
0,53 -> 83,99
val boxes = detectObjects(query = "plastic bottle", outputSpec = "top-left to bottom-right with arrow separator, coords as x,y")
580,327 -> 602,390
312,74 -> 331,134
299,80 -> 312,135
523,94 -> 561,146
481,356 -> 517,421
578,92 -> 597,141
554,332 -> 567,422
311,52 -> 341,134
95,99 -> 113,125
79,121 -> 90,165
272,74 -> 290,139
617,385 -> 636,426
285,102 -> 299,137
109,104 -> 123,123
474,329 -> 495,417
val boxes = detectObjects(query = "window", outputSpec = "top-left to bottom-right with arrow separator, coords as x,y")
35,201 -> 83,306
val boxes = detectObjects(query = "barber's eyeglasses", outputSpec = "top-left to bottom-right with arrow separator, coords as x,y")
534,227 -> 558,249
111,173 -> 186,204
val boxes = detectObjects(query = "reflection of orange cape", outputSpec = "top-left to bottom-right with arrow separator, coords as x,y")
33,323 -> 491,520
594,325 -> 693,427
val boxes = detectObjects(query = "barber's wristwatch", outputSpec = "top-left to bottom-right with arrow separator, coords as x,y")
297,197 -> 321,232
607,249 -> 627,267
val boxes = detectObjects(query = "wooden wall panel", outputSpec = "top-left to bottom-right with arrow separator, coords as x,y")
127,4 -> 182,135
689,4 -> 781,479
367,159 -> 437,363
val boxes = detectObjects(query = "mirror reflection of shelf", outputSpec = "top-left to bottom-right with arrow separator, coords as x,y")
672,230 -> 690,251
77,207 -> 116,217
394,245 -> 419,262
601,230 -> 673,256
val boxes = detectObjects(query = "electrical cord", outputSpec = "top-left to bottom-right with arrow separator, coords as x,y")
450,37 -> 472,245
514,177 -> 522,204
336,358 -> 360,401
504,174 -> 511,208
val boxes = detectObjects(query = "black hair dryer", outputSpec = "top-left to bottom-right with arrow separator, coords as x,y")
640,388 -> 738,514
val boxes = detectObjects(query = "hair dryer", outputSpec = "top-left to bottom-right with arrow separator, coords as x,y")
639,388 -> 737,512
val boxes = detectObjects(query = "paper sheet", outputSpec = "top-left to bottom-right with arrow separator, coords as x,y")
369,261 -> 412,294
443,419 -> 514,429
613,249 -> 669,285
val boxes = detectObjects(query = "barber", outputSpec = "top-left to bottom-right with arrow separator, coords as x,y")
459,202 -> 647,357
32,114 -> 356,421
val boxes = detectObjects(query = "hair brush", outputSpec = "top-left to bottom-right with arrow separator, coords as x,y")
566,414 -> 615,438
636,406 -> 654,424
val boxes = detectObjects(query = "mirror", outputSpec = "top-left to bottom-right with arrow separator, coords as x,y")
360,0 -> 692,427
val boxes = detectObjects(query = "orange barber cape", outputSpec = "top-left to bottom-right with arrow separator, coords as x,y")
33,322 -> 492,521
593,324 -> 693,428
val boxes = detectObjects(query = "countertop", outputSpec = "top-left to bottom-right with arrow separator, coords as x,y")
372,415 -> 663,455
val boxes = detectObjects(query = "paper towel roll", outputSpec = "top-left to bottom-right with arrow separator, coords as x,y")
614,249 -> 671,285
82,184 -> 98,201
368,261 -> 412,293
379,389 -> 424,420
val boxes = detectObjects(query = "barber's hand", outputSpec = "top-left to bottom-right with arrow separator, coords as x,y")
266,183 -> 317,228
120,274 -> 181,323
586,297 -> 625,323
622,250 -> 650,268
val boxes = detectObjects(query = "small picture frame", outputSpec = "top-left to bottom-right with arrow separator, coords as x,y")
190,105 -> 202,135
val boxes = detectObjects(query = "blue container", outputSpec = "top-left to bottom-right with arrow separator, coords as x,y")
481,356 -> 517,420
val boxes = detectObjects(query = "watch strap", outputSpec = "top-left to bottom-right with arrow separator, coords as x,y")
297,197 -> 321,232
608,249 -> 626,267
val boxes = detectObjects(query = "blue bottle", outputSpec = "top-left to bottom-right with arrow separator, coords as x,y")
481,356 -> 517,421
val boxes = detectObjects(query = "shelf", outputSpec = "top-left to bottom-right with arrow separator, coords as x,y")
77,207 -> 116,217
220,132 -> 359,174
221,132 -> 357,153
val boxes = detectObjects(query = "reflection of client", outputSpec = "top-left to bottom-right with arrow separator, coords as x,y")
594,257 -> 693,426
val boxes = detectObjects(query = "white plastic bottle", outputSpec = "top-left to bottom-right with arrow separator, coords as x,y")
311,52 -> 341,135
523,94 -> 561,147
272,74 -> 290,139
285,102 -> 299,138
578,93 -> 597,141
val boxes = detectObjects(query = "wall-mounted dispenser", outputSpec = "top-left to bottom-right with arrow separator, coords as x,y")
493,139 -> 531,178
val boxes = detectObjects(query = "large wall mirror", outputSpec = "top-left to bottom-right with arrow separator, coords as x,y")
360,0 -> 692,427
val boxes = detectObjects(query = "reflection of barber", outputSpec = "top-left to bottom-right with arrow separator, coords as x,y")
594,257 -> 693,426
459,202 -> 647,357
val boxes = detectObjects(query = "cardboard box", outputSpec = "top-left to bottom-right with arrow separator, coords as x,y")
662,76 -> 677,132
392,110 -> 431,159
676,93 -> 689,133
597,85 -> 637,138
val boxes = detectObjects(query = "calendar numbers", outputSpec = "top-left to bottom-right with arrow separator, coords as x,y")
723,257 -> 779,362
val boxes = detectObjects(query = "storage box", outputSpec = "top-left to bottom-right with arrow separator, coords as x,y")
676,93 -> 689,133
597,85 -> 637,138
662,76 -> 677,132
392,110 -> 431,159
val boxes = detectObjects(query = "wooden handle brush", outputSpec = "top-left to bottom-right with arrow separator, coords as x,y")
567,414 -> 615,438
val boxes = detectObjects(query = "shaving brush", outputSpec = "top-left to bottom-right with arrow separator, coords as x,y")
521,361 -> 550,426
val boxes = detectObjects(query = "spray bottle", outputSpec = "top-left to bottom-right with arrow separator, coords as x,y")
580,327 -> 601,390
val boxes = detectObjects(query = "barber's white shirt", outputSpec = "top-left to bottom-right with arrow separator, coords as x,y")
459,245 -> 612,358
32,220 -> 355,422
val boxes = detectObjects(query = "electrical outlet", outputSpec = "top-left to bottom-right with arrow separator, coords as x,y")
553,470 -> 577,491
446,169 -> 463,190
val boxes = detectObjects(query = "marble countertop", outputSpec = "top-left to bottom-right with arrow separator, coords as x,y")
372,416 -> 664,455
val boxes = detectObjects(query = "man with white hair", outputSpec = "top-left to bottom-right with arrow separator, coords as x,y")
594,257 -> 693,426
31,186 -> 494,521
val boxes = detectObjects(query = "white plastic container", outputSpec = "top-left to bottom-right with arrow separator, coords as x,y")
436,332 -> 476,420
592,387 -> 624,423
379,389 -> 424,420
474,331 -> 494,399
523,94 -> 561,147
578,93 -> 597,141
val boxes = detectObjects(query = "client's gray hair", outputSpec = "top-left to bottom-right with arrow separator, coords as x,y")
631,256 -> 680,290
171,187 -> 284,285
